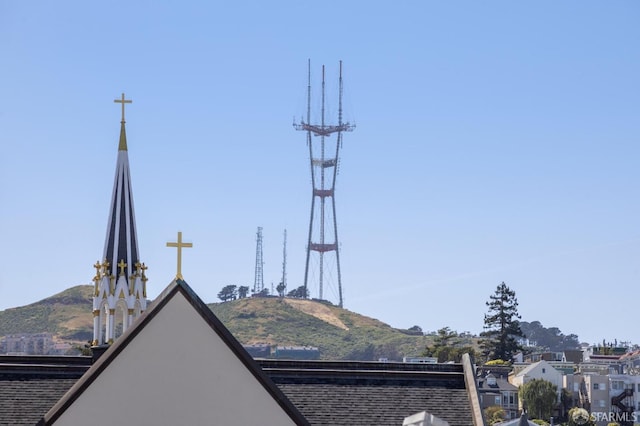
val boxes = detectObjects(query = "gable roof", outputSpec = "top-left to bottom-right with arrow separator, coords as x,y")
515,360 -> 558,377
40,279 -> 309,425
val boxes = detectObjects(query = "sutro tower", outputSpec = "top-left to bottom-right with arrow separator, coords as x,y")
294,60 -> 354,307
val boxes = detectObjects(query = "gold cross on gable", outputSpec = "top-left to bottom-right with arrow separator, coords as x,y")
166,231 -> 193,280
117,259 -> 127,276
114,93 -> 132,122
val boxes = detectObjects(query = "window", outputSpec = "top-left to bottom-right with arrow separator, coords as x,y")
495,396 -> 501,405
599,400 -> 606,408
593,383 -> 599,390
612,381 -> 623,390
542,368 -> 546,373
574,383 -> 579,392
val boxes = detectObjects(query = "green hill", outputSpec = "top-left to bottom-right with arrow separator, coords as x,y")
0,286 -> 431,361
208,297 -> 429,360
0,285 -> 94,342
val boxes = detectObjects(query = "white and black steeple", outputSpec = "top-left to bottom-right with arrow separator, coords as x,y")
92,93 -> 147,345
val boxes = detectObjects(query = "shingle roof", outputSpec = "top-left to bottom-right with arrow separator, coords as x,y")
259,359 -> 476,426
0,356 -> 90,426
1,355 -> 479,426
0,378 -> 77,426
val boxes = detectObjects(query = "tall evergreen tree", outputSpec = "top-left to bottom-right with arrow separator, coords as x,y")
480,281 -> 524,361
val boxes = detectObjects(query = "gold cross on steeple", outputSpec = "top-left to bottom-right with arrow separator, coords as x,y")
101,259 -> 111,275
117,259 -> 127,276
166,232 -> 193,280
114,93 -> 132,123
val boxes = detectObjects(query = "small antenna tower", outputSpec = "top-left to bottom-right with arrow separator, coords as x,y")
293,60 -> 354,307
281,229 -> 287,295
253,227 -> 264,293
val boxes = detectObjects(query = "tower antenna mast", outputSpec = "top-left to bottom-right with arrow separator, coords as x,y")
253,227 -> 264,294
281,229 -> 287,295
293,60 -> 354,307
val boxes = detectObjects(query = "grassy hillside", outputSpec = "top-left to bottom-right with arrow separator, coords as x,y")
0,285 -> 93,341
0,286 -> 431,360
209,297 -> 430,360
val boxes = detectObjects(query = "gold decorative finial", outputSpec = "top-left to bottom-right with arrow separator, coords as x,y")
117,259 -> 127,276
114,93 -> 132,123
166,232 -> 193,280
93,261 -> 102,279
101,259 -> 111,275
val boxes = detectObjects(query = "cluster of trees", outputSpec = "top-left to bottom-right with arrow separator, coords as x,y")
478,282 -> 581,362
416,281 -> 581,364
217,285 -> 250,302
422,327 -> 476,362
217,284 -> 309,302
520,321 -> 580,351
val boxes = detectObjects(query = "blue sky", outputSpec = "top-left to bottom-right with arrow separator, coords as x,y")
1,2 -> 639,346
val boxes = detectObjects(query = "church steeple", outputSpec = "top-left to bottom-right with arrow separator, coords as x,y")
92,93 -> 147,346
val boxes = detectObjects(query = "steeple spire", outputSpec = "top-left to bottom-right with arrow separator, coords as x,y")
92,93 -> 147,346
114,93 -> 131,151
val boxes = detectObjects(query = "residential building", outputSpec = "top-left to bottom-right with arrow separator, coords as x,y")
477,373 -> 519,419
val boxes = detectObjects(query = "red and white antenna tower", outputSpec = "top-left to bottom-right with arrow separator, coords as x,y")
294,60 -> 354,307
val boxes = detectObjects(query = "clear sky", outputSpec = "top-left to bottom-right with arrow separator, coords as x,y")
1,2 -> 639,346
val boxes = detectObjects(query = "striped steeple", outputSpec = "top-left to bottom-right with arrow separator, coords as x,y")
92,93 -> 147,346
102,118 -> 139,279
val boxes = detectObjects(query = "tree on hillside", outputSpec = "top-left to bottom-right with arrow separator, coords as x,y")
237,286 -> 250,299
519,321 -> 580,351
217,285 -> 238,302
423,327 -> 477,363
287,285 -> 309,299
519,378 -> 557,421
254,288 -> 270,297
480,282 -> 524,362
408,325 -> 423,333
276,281 -> 286,297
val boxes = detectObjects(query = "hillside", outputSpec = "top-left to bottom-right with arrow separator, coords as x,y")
209,297 -> 429,360
0,286 -> 431,361
0,285 -> 94,342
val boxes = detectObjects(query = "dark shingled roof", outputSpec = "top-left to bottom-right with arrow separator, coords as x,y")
0,355 -> 479,426
258,359 -> 476,426
0,356 -> 91,426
